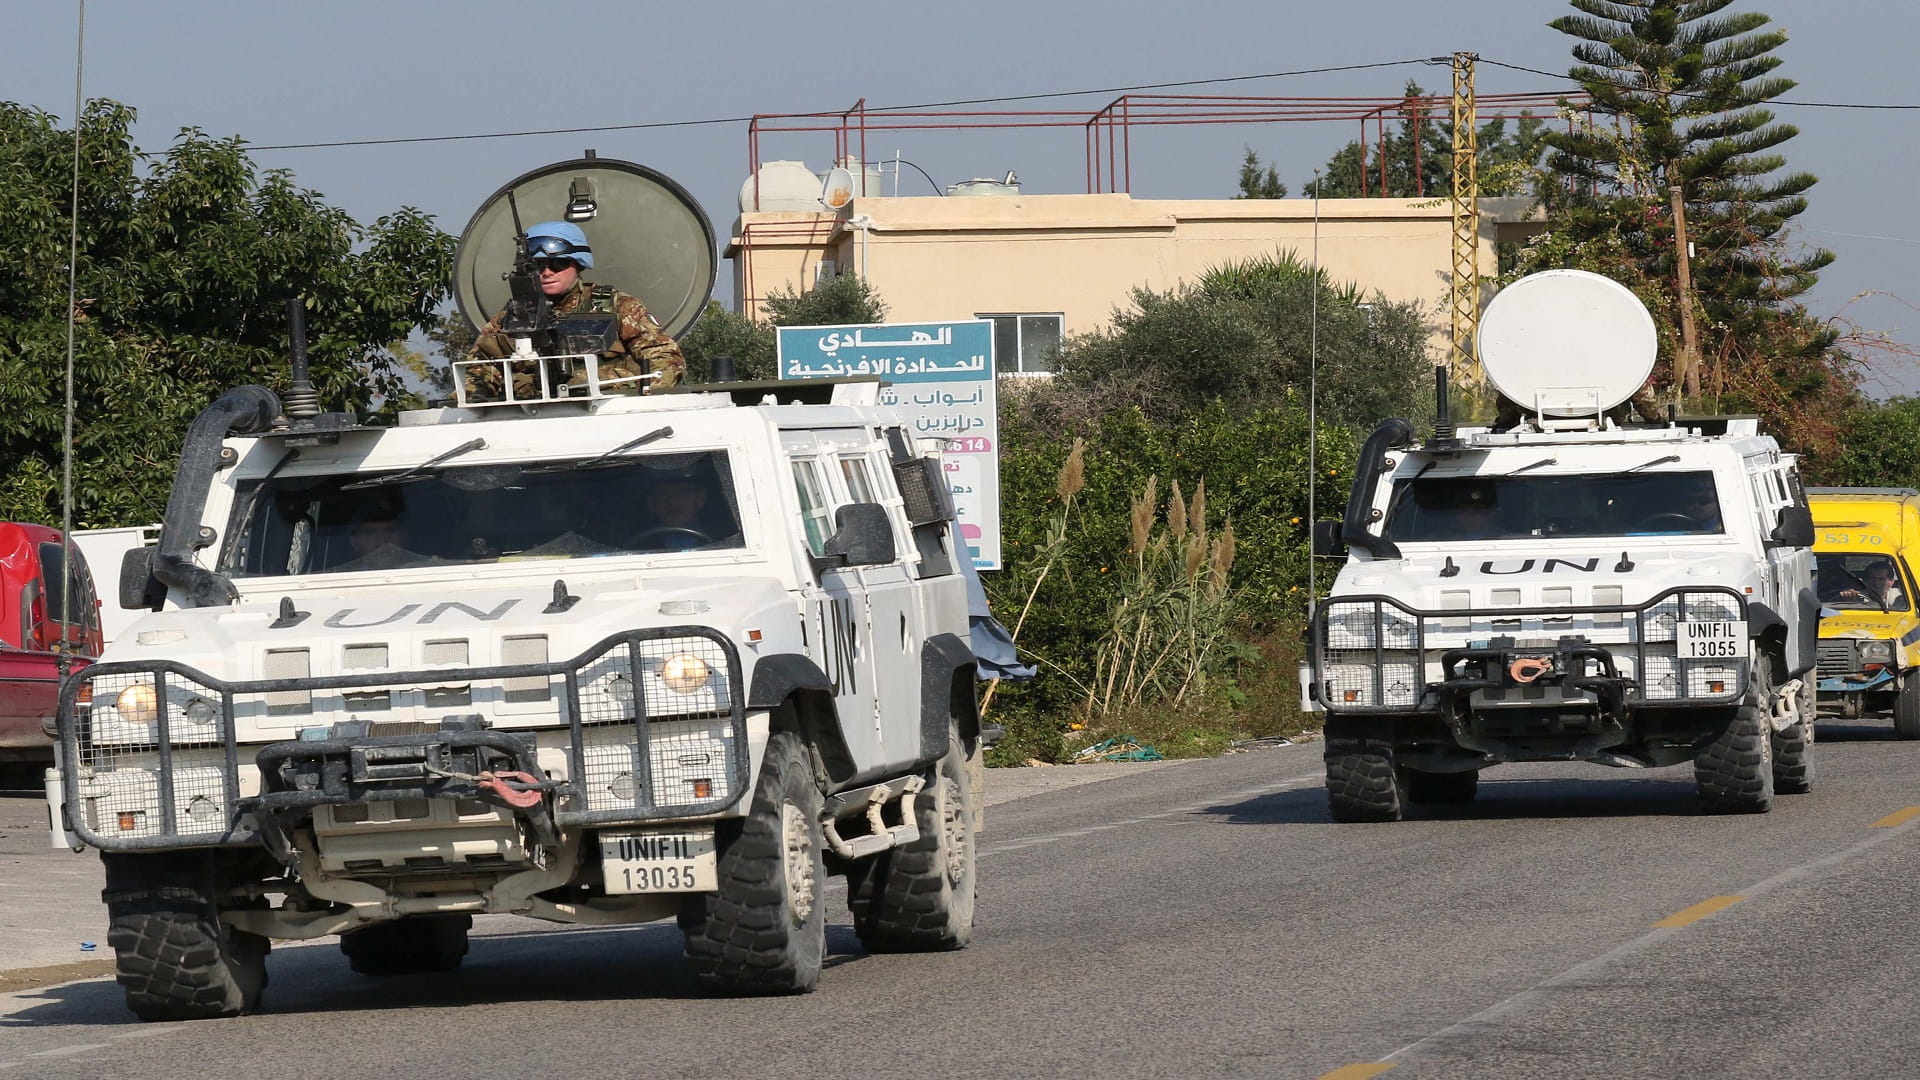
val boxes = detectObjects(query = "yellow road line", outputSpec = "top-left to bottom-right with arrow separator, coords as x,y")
1872,806 -> 1920,828
1653,895 -> 1745,928
1318,1066 -> 1395,1079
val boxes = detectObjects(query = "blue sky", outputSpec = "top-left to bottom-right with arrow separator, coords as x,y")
6,0 -> 1918,392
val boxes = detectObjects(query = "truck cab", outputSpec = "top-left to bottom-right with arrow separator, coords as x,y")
1808,487 -> 1920,736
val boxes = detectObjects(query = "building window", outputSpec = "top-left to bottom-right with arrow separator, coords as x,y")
977,313 -> 1062,375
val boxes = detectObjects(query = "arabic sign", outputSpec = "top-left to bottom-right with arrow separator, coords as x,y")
777,320 -> 1001,570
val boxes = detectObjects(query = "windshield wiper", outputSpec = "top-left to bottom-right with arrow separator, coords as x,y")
528,426 -> 674,473
1596,453 -> 1681,478
340,437 -> 487,490
1380,460 -> 1437,530
1510,456 -> 1557,474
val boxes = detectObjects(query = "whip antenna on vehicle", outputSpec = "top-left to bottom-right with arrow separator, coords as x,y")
1307,169 -> 1321,616
284,297 -> 320,420
57,1 -> 87,675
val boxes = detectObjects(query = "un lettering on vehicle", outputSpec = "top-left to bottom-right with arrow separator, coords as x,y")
1679,620 -> 1746,660
599,828 -> 717,894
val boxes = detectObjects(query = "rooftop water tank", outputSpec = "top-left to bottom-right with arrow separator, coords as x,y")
738,161 -> 826,213
946,171 -> 1021,196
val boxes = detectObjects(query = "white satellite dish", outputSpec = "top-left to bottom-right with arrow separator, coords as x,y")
1477,269 -> 1657,416
820,166 -> 856,211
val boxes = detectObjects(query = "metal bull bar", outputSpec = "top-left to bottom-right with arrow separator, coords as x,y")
56,627 -> 747,852
1311,586 -> 1751,714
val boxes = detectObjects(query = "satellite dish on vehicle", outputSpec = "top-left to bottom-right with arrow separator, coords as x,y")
820,166 -> 856,211
454,156 -> 717,339
1477,269 -> 1658,416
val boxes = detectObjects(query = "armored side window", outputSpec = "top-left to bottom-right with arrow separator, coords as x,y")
791,459 -> 833,557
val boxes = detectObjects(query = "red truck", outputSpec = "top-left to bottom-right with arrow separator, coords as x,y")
0,523 -> 103,781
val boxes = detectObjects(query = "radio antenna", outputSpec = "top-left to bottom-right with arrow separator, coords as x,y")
1306,169 -> 1321,620
58,1 -> 87,674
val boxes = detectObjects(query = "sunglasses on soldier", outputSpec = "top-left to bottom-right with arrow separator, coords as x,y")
532,257 -> 577,272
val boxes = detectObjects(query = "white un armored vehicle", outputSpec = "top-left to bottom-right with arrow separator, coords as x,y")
47,157 -> 982,1020
1304,270 -> 1818,822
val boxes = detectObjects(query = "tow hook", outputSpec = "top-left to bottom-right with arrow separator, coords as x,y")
478,770 -> 547,810
1509,657 -> 1554,684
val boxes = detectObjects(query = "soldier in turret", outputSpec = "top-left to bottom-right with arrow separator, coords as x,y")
468,221 -> 687,398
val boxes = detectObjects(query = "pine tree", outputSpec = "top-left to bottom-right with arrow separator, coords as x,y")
1538,1 -> 1839,403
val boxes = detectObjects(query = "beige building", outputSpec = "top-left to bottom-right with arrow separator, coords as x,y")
727,193 -> 1543,373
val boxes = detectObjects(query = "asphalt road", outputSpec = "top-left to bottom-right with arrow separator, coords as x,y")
3,722 -> 1918,1079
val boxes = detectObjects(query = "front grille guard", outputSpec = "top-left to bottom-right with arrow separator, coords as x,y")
56,627 -> 748,852
1311,587 -> 1750,715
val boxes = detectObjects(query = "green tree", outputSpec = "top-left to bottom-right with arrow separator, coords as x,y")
678,273 -> 887,382
1017,251 -> 1433,433
1233,147 -> 1288,199
0,99 -> 454,526
677,301 -> 777,382
1514,0 -> 1852,454
761,271 -> 888,327
1302,81 -> 1550,198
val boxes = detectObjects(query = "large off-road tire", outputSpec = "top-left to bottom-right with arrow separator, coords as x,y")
1895,677 -> 1920,740
103,853 -> 270,1022
848,725 -> 977,952
1325,737 -> 1407,823
1773,672 -> 1815,795
1695,651 -> 1776,814
1403,767 -> 1479,804
682,731 -> 827,994
340,915 -> 472,975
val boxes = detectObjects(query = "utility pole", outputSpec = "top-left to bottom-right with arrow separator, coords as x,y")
1669,180 -> 1701,399
1449,51 -> 1481,389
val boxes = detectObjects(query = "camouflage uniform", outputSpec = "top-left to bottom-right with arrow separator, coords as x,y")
468,280 -> 687,400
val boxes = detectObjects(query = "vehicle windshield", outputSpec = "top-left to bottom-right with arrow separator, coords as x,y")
1817,553 -> 1911,612
1385,470 -> 1724,542
221,451 -> 744,578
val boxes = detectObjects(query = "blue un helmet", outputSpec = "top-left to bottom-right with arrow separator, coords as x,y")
524,221 -> 594,269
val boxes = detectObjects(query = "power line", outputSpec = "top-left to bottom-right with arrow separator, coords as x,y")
248,58 -> 1437,152
1478,57 -> 1920,111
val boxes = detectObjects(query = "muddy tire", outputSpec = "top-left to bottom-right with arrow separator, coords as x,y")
1896,678 -> 1920,740
1403,767 -> 1478,804
1773,673 -> 1815,795
103,854 -> 269,1022
341,915 -> 472,975
1325,738 -> 1406,822
1696,652 -> 1776,813
682,731 -> 826,994
848,725 -> 977,952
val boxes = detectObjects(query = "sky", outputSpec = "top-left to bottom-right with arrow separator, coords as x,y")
6,0 -> 1919,394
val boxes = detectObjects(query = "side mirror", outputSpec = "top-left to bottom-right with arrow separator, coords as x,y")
822,503 -> 897,567
1771,505 -> 1815,548
119,546 -> 166,611
1311,520 -> 1348,558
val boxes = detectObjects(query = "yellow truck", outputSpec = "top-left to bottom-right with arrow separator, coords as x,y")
1810,488 -> 1920,738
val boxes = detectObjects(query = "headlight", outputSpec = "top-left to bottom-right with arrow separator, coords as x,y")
658,653 -> 711,693
116,684 -> 159,726
1862,641 -> 1894,663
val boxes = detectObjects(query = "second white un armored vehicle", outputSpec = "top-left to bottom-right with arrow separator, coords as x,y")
47,157 -> 983,1020
1303,270 -> 1819,821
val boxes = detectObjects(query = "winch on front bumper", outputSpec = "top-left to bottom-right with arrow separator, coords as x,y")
1309,587 -> 1750,716
53,628 -> 748,853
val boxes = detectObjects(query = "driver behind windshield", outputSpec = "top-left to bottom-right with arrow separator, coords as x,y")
636,473 -> 714,551
1824,557 -> 1906,610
